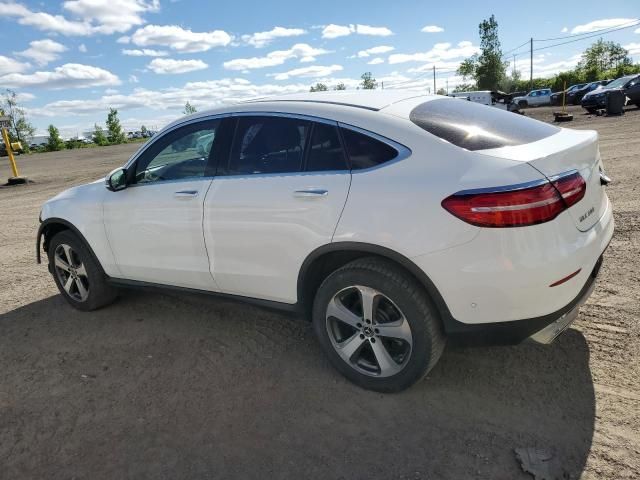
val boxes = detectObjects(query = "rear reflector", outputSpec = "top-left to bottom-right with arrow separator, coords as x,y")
442,171 -> 586,228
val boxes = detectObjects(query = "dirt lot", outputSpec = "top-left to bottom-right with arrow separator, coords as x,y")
1,105 -> 638,479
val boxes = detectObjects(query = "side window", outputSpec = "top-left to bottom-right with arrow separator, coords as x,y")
305,122 -> 348,172
227,116 -> 309,175
341,127 -> 398,170
135,120 -> 219,184
529,91 -> 538,97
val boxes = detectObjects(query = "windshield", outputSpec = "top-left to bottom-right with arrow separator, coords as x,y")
604,76 -> 632,89
409,98 -> 559,151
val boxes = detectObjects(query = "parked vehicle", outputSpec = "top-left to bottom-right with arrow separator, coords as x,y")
449,90 -> 515,111
511,88 -> 552,108
568,80 -> 611,105
550,83 -> 587,106
0,140 -> 23,156
37,91 -> 614,392
581,74 -> 640,112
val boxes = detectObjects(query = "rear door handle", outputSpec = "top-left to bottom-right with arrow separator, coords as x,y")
174,190 -> 199,198
293,189 -> 328,198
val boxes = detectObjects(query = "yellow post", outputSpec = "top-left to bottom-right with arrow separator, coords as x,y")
1,127 -> 19,178
562,80 -> 567,113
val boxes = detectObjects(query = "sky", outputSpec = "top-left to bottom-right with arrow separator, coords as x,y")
0,0 -> 639,137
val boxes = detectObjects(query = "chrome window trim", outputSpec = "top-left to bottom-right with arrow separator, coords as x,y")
229,111 -> 338,126
338,122 -> 412,173
452,169 -> 579,196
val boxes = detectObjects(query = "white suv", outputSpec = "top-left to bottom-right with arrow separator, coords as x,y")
513,88 -> 553,108
37,92 -> 613,392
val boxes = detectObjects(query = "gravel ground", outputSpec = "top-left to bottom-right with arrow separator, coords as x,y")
0,105 -> 638,479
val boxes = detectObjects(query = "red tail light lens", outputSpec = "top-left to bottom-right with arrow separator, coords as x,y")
442,172 -> 586,228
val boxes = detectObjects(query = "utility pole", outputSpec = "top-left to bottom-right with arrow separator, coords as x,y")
530,37 -> 533,91
381,81 -> 384,90
446,78 -> 449,95
433,65 -> 436,95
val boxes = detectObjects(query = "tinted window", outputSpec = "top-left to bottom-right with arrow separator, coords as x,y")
135,120 -> 219,184
341,128 -> 398,170
409,98 -> 559,151
227,116 -> 309,175
305,123 -> 348,172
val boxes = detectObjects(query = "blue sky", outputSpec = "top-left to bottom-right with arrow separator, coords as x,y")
0,0 -> 638,136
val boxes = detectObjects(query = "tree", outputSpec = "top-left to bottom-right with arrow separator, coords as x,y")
333,83 -> 347,90
436,87 -> 447,95
578,39 -> 631,81
183,101 -> 197,115
452,83 -> 476,93
106,108 -> 126,144
457,15 -> 507,90
140,125 -> 148,136
310,83 -> 328,92
360,72 -> 378,90
93,124 -> 107,146
46,125 -> 64,151
1,89 -> 36,146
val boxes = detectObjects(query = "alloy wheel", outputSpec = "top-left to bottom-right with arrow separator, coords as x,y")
54,244 -> 89,302
325,285 -> 413,377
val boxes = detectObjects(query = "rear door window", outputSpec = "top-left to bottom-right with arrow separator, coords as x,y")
305,122 -> 348,172
341,127 -> 398,170
409,98 -> 559,151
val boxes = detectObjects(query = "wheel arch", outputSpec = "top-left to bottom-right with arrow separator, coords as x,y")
37,218 -> 104,274
297,242 -> 452,326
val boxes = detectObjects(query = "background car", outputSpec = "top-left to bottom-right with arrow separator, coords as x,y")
581,74 -> 640,112
551,83 -> 587,106
512,88 -> 552,108
568,80 -> 611,105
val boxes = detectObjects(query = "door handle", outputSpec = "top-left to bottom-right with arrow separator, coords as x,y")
174,190 -> 199,198
293,189 -> 328,198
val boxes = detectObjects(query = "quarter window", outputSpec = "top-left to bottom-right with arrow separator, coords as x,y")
228,116 -> 309,175
341,127 -> 398,170
305,123 -> 348,172
135,120 -> 219,184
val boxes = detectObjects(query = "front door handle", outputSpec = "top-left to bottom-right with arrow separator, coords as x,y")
174,190 -> 199,198
293,189 -> 328,198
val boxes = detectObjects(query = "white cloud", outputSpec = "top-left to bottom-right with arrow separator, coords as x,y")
104,88 -> 119,94
129,24 -> 232,53
561,27 -> 568,33
367,57 -> 384,65
128,74 -> 139,83
223,43 -> 330,70
388,41 -> 479,64
147,58 -> 208,74
357,45 -> 394,58
79,43 -> 87,53
269,64 -> 343,80
0,55 -> 29,75
571,18 -> 638,34
17,39 -> 67,66
0,63 -> 120,89
512,53 -> 582,78
242,26 -> 306,48
122,48 -> 168,57
117,36 -> 131,44
62,0 -> 160,34
636,27 -> 640,34
0,0 -> 159,36
421,25 -> 444,33
624,42 -> 640,55
321,24 -> 392,39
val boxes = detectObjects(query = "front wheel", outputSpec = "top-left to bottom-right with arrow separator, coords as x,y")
312,257 -> 445,392
48,230 -> 118,311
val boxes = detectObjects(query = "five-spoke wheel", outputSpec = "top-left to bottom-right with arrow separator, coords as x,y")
54,243 -> 90,302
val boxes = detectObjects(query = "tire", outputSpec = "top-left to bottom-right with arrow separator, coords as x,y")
312,257 -> 445,393
48,230 -> 118,311
585,107 -> 596,114
518,100 -> 528,108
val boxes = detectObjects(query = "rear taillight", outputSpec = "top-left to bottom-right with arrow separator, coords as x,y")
442,172 -> 586,228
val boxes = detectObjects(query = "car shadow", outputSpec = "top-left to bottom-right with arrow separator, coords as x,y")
0,292 -> 595,479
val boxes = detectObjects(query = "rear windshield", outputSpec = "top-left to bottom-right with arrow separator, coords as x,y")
409,98 -> 559,151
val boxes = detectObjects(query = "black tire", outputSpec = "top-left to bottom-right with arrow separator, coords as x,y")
518,100 -> 528,108
48,230 -> 118,311
312,257 -> 445,393
585,107 -> 596,114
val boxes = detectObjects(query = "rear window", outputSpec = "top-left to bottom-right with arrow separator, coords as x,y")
409,98 -> 559,151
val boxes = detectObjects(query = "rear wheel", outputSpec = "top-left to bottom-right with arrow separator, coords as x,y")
585,107 -> 596,114
312,257 -> 445,392
48,230 -> 118,311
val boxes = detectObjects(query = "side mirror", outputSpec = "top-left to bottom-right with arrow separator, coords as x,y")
105,168 -> 128,192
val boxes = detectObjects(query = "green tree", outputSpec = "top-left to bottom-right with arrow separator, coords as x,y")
106,108 -> 126,144
140,125 -> 148,136
578,39 -> 631,81
46,125 -> 64,151
458,15 -> 507,90
310,82 -> 328,92
93,124 -> 107,146
1,89 -> 36,147
452,83 -> 476,93
360,72 -> 378,89
333,82 -> 347,90
183,101 -> 197,115
436,87 -> 447,95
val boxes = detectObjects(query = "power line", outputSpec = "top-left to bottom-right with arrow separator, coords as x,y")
532,21 -> 640,52
534,19 -> 640,42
